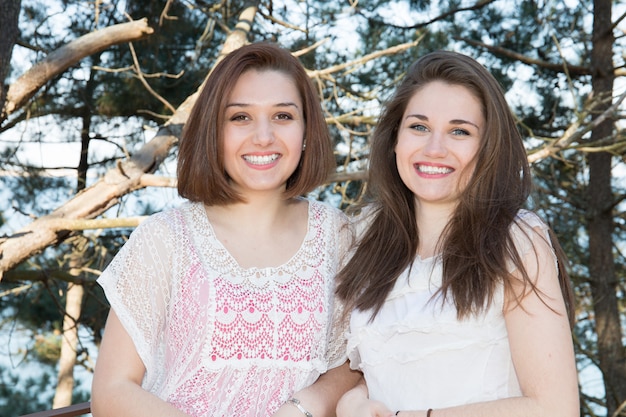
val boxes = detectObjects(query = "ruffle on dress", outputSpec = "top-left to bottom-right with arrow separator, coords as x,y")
346,210 -> 554,409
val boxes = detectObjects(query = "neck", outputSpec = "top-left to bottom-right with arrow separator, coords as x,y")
207,194 -> 300,231
203,195 -> 308,269
415,201 -> 455,258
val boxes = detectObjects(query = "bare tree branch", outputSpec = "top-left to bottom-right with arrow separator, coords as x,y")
43,216 -> 148,231
1,269 -> 91,285
128,41 -> 177,114
329,170 -> 367,183
528,88 -> 626,163
1,19 -> 154,122
307,37 -> 423,78
358,0 -> 498,31
457,37 -> 590,76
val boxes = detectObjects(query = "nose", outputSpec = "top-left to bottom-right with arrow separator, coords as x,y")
423,131 -> 447,158
252,118 -> 275,146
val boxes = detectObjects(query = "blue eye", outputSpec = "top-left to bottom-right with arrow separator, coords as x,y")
410,124 -> 428,132
452,128 -> 470,136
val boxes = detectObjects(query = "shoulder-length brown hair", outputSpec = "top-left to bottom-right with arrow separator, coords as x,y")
177,42 -> 334,205
337,50 -> 574,326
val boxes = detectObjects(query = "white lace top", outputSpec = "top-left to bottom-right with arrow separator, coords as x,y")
347,210 -> 557,410
98,200 -> 351,417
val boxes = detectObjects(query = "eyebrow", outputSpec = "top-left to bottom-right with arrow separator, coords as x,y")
225,102 -> 300,109
405,114 -> 480,130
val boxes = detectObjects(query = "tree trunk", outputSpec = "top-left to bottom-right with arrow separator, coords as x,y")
589,0 -> 626,415
52,56 -> 100,406
52,280 -> 84,408
0,0 -> 21,118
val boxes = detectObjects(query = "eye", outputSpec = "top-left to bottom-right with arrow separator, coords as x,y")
229,113 -> 249,122
409,123 -> 428,132
451,128 -> 471,136
275,112 -> 294,121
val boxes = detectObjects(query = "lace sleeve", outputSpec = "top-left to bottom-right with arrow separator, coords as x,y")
325,210 -> 354,369
97,212 -> 175,377
326,294 -> 350,368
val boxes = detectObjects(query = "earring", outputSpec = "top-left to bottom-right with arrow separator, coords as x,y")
302,140 -> 307,152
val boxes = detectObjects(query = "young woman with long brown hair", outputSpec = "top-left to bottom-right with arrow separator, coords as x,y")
336,51 -> 579,417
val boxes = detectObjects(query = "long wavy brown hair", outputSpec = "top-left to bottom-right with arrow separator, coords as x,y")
336,50 -> 574,326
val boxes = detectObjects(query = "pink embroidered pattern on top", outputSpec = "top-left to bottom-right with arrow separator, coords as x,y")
99,200 -> 351,417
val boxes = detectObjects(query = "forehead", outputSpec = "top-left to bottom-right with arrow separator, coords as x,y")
405,81 -> 484,123
228,69 -> 302,104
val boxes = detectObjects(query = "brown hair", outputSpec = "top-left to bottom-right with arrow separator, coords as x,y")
177,42 -> 334,205
336,50 -> 574,326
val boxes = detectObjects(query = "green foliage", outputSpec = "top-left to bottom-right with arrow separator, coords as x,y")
0,367 -> 55,416
5,175 -> 73,217
0,365 -> 90,417
4,282 -> 64,333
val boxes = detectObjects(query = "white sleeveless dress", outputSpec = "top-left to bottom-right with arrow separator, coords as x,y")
347,210 -> 557,409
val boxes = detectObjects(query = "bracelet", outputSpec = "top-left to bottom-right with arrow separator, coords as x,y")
287,397 -> 313,417
396,409 -> 432,416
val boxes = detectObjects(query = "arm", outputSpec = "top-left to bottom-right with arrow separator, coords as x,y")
396,227 -> 579,417
497,225 -> 579,416
272,361 -> 362,417
91,310 -> 191,417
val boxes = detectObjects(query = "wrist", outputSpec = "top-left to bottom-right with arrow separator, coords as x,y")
287,397 -> 313,417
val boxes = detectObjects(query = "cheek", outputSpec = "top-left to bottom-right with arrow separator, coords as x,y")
221,139 -> 236,160
394,148 -> 414,189
393,135 -> 406,158
456,157 -> 479,193
221,128 -> 236,149
394,137 -> 414,168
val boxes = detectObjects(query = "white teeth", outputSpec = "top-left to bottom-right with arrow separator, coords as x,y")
417,165 -> 452,174
243,154 -> 280,165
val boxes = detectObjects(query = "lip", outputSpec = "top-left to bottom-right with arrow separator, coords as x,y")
242,153 -> 281,169
414,162 -> 454,177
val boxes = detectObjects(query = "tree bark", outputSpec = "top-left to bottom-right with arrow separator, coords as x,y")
588,0 -> 626,415
1,19 -> 154,123
52,281 -> 84,408
52,57 -> 102,406
0,0 -> 22,119
0,4 -> 260,280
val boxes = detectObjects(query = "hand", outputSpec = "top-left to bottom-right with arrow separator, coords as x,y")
337,397 -> 394,417
336,385 -> 394,417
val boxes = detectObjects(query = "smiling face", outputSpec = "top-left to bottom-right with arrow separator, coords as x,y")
394,81 -> 484,212
222,69 -> 305,199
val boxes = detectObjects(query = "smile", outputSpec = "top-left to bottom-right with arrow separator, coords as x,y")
415,164 -> 453,174
243,154 -> 280,165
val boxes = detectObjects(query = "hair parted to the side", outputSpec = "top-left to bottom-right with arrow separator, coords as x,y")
177,42 -> 334,205
336,50 -> 574,326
